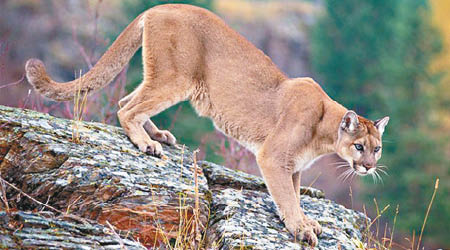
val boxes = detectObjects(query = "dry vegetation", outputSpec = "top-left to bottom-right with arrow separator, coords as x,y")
0,1 -> 446,249
357,179 -> 439,250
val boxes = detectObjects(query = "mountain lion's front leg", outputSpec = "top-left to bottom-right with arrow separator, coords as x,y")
292,171 -> 322,236
143,120 -> 176,146
257,124 -> 319,246
257,155 -> 318,246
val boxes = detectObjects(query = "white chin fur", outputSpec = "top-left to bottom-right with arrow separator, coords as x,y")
355,165 -> 368,176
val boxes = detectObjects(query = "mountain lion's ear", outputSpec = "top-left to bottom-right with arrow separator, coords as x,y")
340,110 -> 359,133
374,116 -> 390,135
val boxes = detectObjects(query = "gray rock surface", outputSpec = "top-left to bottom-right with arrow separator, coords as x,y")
0,211 -> 146,249
0,105 -> 209,247
202,161 -> 368,250
0,105 -> 369,249
201,161 -> 325,199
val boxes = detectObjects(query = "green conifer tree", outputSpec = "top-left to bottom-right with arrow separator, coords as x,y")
311,0 -> 448,246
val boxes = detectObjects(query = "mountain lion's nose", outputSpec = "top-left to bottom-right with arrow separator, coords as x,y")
363,163 -> 374,170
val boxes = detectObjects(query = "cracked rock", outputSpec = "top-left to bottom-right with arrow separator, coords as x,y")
0,105 -> 368,249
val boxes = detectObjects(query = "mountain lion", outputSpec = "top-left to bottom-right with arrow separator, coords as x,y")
25,4 -> 389,246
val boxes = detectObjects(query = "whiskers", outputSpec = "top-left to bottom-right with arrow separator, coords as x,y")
338,166 -> 357,183
328,161 -> 355,183
328,161 -> 349,169
369,165 -> 389,184
377,165 -> 389,175
335,163 -> 390,184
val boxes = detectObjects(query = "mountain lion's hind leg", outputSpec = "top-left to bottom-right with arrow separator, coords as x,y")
118,87 -> 176,146
117,101 -> 162,156
118,16 -> 199,156
118,91 -> 136,108
117,69 -> 191,156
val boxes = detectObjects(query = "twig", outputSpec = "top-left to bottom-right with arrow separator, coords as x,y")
192,149 -> 202,242
40,195 -> 51,212
416,178 -> 439,250
0,175 -> 88,224
66,195 -> 82,215
389,204 -> 399,249
301,171 -> 321,195
0,175 -> 61,214
89,0 -> 103,63
373,198 -> 380,245
365,204 -> 390,231
382,222 -> 388,249
0,176 -> 10,212
71,24 -> 94,69
362,205 -> 371,246
0,75 -> 24,89
349,186 -> 353,210
169,104 -> 183,130
411,230 -> 416,250
20,89 -> 32,109
106,220 -> 127,250
179,144 -> 185,178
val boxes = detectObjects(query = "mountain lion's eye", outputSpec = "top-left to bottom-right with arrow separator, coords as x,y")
374,146 -> 381,152
354,144 -> 364,151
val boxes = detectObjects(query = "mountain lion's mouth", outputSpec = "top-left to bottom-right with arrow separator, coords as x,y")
339,160 -> 385,182
353,161 -> 374,176
354,164 -> 369,176
352,161 -> 387,183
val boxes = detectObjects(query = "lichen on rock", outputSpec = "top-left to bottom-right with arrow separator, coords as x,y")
0,105 -> 369,249
0,105 -> 209,247
0,211 -> 147,249
201,161 -> 368,250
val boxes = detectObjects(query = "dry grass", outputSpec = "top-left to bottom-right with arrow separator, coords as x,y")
416,178 -> 439,250
71,70 -> 88,143
145,148 -> 211,249
301,171 -> 322,195
359,178 -> 440,250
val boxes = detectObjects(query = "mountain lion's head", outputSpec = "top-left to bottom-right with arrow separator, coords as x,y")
335,111 -> 389,179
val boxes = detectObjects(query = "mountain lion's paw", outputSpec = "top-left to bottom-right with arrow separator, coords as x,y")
306,218 -> 322,236
152,130 -> 177,146
138,140 -> 163,157
286,219 -> 318,247
301,229 -> 318,247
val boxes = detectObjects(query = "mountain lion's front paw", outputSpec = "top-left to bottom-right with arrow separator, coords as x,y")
286,219 -> 318,247
306,218 -> 322,236
151,130 -> 176,146
138,140 -> 163,157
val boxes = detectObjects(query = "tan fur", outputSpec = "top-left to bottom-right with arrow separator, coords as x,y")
25,4 -> 389,246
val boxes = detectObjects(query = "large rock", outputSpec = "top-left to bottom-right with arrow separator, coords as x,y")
202,162 -> 367,249
0,105 -> 209,247
0,105 -> 368,249
0,211 -> 146,249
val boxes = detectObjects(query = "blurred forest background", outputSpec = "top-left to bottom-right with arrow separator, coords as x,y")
0,0 -> 449,249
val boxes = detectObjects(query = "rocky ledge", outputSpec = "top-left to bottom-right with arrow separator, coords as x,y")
0,105 -> 368,249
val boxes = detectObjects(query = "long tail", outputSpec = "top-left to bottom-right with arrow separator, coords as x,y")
25,12 -> 145,101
